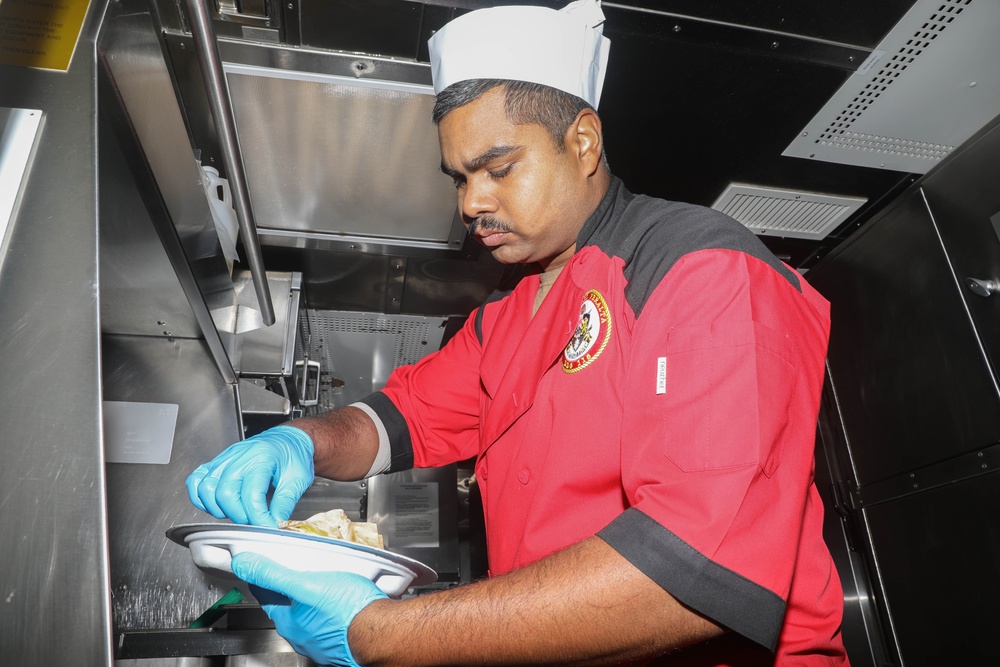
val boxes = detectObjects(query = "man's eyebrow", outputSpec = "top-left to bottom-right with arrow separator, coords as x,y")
441,144 -> 521,177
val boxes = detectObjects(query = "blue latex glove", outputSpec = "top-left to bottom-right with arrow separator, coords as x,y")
186,425 -> 315,527
232,552 -> 388,667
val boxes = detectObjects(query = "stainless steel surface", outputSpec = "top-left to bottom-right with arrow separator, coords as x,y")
221,61 -> 462,251
116,659 -> 214,667
225,654 -> 313,667
98,94 -> 203,340
228,270 -> 301,376
0,0 -> 114,665
160,35 -> 469,261
181,0 -> 275,326
98,6 -> 238,382
238,378 -> 291,416
0,106 -> 41,253
297,310 -> 449,411
103,334 -> 245,632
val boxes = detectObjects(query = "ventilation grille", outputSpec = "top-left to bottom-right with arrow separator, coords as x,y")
783,0 -> 998,174
816,0 -> 970,160
712,184 -> 867,240
296,310 -> 448,413
302,310 -> 444,368
814,132 -> 953,161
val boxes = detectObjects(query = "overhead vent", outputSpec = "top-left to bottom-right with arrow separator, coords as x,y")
784,0 -> 1000,174
712,184 -> 867,240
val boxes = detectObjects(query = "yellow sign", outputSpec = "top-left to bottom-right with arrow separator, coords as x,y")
0,0 -> 91,71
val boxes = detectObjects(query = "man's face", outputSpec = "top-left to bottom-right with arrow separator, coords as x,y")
438,87 -> 593,270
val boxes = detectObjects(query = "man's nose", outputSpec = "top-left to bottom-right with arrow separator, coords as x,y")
461,180 -> 498,222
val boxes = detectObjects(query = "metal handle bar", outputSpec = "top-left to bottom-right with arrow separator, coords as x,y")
182,0 -> 275,326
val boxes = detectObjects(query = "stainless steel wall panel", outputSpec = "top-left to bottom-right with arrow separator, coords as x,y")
99,101 -> 202,339
100,9 -> 232,293
297,309 -> 448,411
98,5 -> 239,382
103,334 -> 245,632
222,62 -> 460,249
0,1 -> 114,665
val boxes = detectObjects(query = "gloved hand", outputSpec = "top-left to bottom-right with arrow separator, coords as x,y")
186,425 -> 315,527
232,552 -> 388,667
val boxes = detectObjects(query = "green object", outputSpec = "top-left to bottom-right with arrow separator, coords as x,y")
188,587 -> 245,628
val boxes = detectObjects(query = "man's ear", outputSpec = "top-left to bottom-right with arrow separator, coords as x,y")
569,108 -> 604,176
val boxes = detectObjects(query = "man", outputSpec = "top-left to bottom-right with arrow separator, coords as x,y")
186,1 -> 850,665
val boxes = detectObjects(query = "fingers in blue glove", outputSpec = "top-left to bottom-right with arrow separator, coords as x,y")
232,552 -> 388,667
185,425 -> 315,527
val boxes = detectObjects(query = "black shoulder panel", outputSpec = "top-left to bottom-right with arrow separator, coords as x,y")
474,287 -> 516,344
579,180 -> 801,318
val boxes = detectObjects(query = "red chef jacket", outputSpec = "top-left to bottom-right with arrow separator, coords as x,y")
360,176 -> 849,665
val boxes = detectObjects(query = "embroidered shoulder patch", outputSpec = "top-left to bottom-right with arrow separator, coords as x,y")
563,289 -> 612,373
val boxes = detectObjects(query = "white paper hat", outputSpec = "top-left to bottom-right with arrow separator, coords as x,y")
428,0 -> 611,108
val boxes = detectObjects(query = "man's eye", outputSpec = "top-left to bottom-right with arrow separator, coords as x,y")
488,165 -> 513,180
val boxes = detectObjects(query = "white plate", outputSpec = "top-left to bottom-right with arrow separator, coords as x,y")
167,523 -> 437,597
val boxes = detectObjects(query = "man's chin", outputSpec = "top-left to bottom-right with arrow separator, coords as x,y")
488,248 -> 543,268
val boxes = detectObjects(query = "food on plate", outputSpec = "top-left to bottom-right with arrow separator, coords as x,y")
278,509 -> 385,549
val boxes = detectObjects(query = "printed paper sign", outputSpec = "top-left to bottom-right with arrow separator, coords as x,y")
388,482 -> 440,548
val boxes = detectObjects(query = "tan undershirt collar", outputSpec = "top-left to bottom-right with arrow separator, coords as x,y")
532,265 -> 565,316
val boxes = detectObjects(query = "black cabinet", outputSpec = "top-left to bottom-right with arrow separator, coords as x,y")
808,114 -> 1000,666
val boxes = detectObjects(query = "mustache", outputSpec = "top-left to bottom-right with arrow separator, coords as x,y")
467,215 -> 512,238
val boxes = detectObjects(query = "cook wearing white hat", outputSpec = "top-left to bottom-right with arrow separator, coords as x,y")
428,0 -> 611,107
186,3 -> 849,667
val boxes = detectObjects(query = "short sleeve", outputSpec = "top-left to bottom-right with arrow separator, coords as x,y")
374,308 -> 485,470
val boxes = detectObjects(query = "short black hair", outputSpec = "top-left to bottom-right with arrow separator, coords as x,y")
432,79 -> 595,151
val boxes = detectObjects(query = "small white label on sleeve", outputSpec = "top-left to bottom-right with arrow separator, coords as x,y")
656,357 -> 667,395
